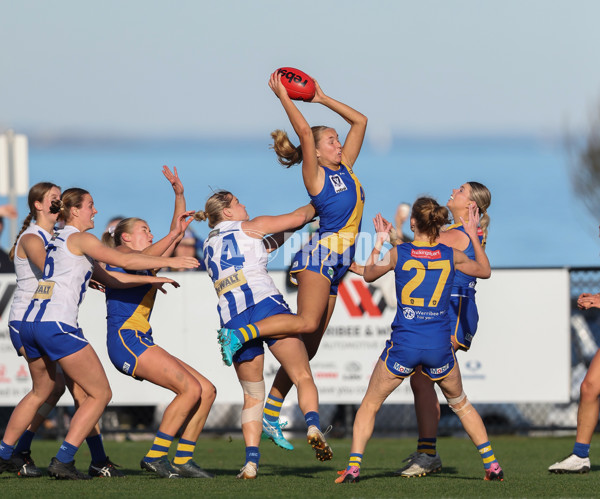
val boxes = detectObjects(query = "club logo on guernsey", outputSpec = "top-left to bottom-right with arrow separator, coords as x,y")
403,307 -> 415,320
411,248 -> 441,259
329,174 -> 347,193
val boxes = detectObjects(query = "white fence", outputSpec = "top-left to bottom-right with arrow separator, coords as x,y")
0,268 -> 570,407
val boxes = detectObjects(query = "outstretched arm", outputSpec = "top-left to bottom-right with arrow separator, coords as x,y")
91,262 -> 180,290
164,166 -> 186,231
70,232 -> 199,271
243,203 -> 316,241
363,214 -> 397,282
140,210 -> 195,257
139,166 -> 188,258
269,72 -> 323,196
311,80 -> 367,168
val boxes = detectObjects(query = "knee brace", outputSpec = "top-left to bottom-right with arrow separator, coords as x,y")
446,391 -> 473,420
240,379 -> 265,424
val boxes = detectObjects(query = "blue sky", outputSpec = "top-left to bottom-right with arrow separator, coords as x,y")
2,0 -> 600,140
3,1 -> 600,267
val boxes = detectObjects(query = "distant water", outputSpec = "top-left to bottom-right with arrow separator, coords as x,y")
2,135 -> 598,269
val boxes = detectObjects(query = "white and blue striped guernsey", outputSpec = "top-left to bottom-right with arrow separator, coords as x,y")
203,220 -> 280,325
22,225 -> 94,327
9,224 -> 53,323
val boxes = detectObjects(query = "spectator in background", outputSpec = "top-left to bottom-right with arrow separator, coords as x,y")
0,204 -> 18,273
393,202 -> 413,244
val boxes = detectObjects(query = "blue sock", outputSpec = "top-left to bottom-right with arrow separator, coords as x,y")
417,437 -> 437,456
234,324 -> 259,344
304,411 -> 320,429
264,394 -> 284,424
86,434 -> 107,463
245,446 -> 260,466
0,440 -> 15,460
14,430 -> 35,454
573,442 -> 590,458
55,440 -> 79,464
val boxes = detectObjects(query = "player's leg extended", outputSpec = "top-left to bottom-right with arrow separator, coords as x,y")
437,367 -> 503,481
336,359 -> 402,483
234,357 -> 265,479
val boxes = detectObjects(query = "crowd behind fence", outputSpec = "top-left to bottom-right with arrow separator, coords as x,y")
1,267 -> 599,440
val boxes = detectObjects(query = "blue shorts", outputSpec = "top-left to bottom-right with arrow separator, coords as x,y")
289,240 -> 353,296
8,321 -> 24,356
449,294 -> 479,351
107,327 -> 156,379
225,294 -> 291,364
19,321 -> 89,361
380,339 -> 456,381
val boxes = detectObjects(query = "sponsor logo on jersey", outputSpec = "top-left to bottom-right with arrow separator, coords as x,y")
410,248 -> 441,259
214,269 -> 247,297
123,362 -> 130,374
32,280 -> 55,300
329,174 -> 347,193
403,307 -> 416,320
393,362 -> 413,374
429,363 -> 450,375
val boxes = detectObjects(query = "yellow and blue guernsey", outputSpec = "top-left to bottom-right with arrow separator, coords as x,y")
290,163 -> 365,294
380,241 -> 458,381
443,223 -> 484,350
105,265 -> 157,379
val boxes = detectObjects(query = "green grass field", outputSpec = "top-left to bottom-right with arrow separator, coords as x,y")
1,435 -> 598,498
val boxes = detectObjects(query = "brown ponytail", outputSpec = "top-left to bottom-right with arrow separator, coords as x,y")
411,197 -> 451,244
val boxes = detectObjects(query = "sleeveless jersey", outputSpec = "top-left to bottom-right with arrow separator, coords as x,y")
309,163 -> 365,257
204,220 -> 280,324
9,225 -> 52,323
391,241 -> 456,349
105,266 -> 156,333
22,225 -> 94,327
443,223 -> 484,294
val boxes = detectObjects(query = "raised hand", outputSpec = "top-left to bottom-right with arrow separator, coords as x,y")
162,165 -> 184,196
310,79 -> 326,104
268,72 -> 289,100
460,203 -> 480,240
174,210 -> 196,235
373,213 -> 392,245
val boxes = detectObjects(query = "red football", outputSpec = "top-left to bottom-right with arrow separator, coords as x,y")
275,67 -> 316,101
